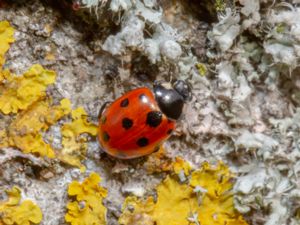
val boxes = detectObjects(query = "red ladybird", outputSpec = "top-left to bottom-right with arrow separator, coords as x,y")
98,80 -> 191,159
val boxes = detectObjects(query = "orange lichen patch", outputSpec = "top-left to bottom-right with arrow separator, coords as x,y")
143,147 -> 173,174
0,21 -> 14,68
65,172 -> 107,225
173,156 -> 191,176
119,176 -> 198,225
59,107 -> 98,171
0,64 -> 56,114
0,98 -> 71,158
190,162 -> 248,225
0,186 -> 42,225
120,162 -> 248,225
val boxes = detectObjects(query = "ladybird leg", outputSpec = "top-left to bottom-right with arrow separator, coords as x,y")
98,101 -> 112,119
153,80 -> 161,87
153,145 -> 161,153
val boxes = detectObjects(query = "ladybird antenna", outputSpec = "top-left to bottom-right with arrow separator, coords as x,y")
117,10 -> 122,25
167,67 -> 172,83
168,65 -> 177,84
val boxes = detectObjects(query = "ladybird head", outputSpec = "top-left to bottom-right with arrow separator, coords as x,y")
153,80 -> 191,120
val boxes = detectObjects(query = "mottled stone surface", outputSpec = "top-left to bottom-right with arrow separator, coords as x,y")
1,1 -> 300,225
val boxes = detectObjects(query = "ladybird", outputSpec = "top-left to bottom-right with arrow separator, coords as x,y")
98,80 -> 191,159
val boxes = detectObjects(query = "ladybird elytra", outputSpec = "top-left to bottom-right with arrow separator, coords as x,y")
98,80 -> 190,159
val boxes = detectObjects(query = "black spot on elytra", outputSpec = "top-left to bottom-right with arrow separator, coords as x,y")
120,98 -> 129,107
146,111 -> 162,127
102,132 -> 110,142
122,117 -> 133,130
167,129 -> 173,134
137,137 -> 149,147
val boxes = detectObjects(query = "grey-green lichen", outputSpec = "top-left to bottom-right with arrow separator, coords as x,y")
205,1 -> 300,224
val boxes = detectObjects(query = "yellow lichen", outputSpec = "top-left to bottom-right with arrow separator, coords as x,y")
0,21 -> 15,69
65,172 -> 107,225
0,69 -> 9,83
59,107 -> 98,171
195,63 -> 207,76
44,52 -> 56,61
215,0 -> 226,12
0,20 -> 96,168
143,147 -> 173,174
152,176 -> 198,225
276,23 -> 285,33
0,186 -> 42,225
0,129 -> 8,147
0,64 -> 56,114
0,71 -> 3,83
120,162 -> 248,225
119,176 -> 198,225
119,196 -> 155,225
43,24 -> 53,35
173,157 -> 191,176
190,162 -> 232,198
0,98 -> 71,158
190,162 -> 248,225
